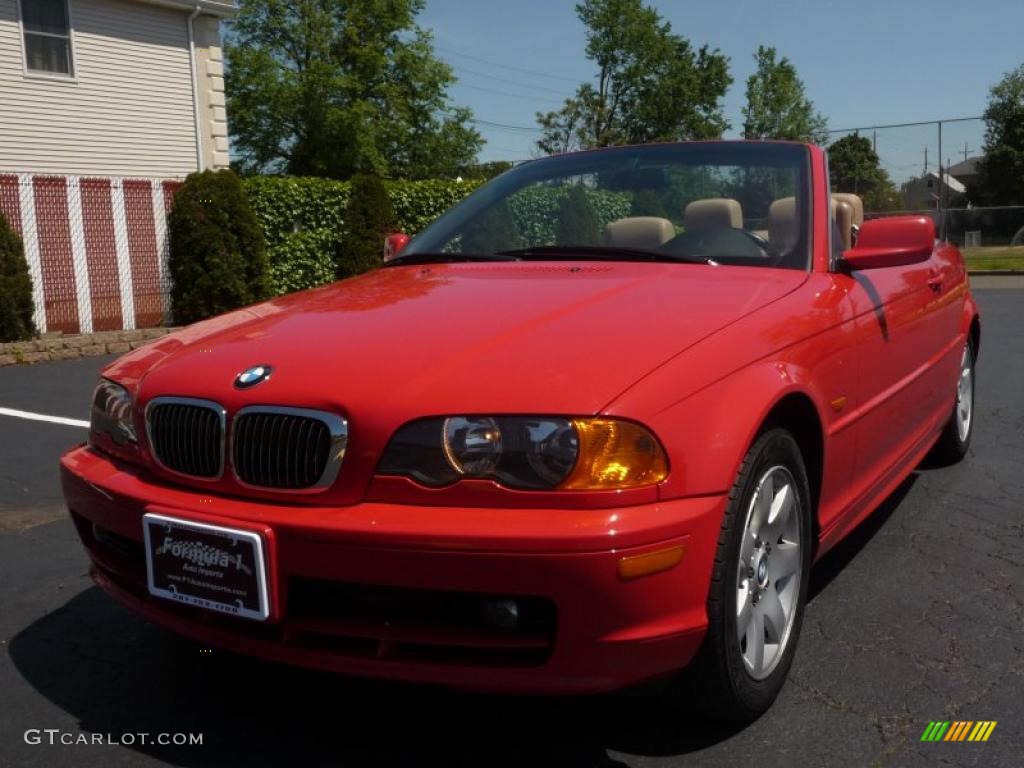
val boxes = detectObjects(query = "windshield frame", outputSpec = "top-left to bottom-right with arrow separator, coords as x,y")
402,141 -> 814,271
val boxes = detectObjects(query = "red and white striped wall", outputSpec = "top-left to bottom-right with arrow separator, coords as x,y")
0,174 -> 182,334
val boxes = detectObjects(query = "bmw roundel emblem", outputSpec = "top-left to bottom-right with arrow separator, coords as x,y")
235,364 -> 273,389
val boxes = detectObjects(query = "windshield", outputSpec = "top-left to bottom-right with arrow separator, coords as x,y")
402,142 -> 812,270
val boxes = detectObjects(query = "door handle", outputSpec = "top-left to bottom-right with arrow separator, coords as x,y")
926,271 -> 943,292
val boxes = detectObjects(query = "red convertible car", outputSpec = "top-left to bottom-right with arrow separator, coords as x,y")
61,141 -> 978,720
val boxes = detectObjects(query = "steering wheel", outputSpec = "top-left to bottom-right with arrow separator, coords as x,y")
663,228 -> 781,265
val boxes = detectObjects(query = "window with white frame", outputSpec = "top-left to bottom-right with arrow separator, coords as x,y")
20,0 -> 74,76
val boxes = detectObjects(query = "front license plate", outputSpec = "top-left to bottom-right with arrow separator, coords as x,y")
142,513 -> 269,621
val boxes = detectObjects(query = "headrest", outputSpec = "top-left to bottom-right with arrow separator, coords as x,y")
832,198 -> 854,251
768,197 -> 797,252
831,193 -> 864,226
683,198 -> 742,231
603,217 -> 675,250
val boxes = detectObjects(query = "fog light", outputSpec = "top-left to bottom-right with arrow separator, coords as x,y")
482,599 -> 520,630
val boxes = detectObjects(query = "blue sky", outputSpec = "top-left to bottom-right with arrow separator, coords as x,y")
419,0 -> 1024,182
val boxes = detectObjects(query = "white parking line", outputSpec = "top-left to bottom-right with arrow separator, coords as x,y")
0,407 -> 89,429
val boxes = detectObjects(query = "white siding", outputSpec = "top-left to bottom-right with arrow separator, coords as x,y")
0,0 -> 198,177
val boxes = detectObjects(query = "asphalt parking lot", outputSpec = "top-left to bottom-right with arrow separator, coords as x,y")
1,288 -> 1022,768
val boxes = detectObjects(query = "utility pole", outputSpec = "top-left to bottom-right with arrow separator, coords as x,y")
924,146 -> 928,174
873,130 -> 877,153
961,142 -> 971,162
937,120 -> 944,218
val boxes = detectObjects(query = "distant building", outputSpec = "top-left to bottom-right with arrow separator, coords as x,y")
901,171 -> 966,211
946,156 -> 983,193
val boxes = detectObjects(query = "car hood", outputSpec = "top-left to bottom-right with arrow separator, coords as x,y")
108,262 -> 806,418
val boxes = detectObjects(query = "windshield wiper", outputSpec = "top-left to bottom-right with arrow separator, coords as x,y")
494,245 -> 710,265
384,251 -> 520,267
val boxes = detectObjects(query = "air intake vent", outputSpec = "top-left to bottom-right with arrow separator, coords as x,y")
232,407 -> 347,490
146,399 -> 225,479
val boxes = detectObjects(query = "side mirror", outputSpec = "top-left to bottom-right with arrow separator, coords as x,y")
383,232 -> 410,263
841,216 -> 935,270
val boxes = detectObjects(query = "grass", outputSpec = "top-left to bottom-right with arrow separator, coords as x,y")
962,246 -> 1024,271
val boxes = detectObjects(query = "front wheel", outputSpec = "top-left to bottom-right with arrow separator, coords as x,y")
689,428 -> 813,721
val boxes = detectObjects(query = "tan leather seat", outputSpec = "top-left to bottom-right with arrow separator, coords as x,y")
831,193 -> 864,227
603,217 -> 675,250
683,198 -> 743,231
769,197 -> 797,255
832,198 -> 854,251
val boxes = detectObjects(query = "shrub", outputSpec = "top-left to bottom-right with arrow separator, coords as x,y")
555,185 -> 601,246
462,200 -> 522,253
168,169 -> 269,324
630,189 -> 669,219
0,211 -> 36,343
241,176 -> 485,294
508,187 -> 632,245
339,174 -> 396,278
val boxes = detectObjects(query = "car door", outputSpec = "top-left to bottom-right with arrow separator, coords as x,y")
844,241 -> 949,500
921,241 -> 969,414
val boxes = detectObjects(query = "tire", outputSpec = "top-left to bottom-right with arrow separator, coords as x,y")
687,428 -> 813,722
929,336 -> 976,464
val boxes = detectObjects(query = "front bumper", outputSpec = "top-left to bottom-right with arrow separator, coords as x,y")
61,445 -> 725,694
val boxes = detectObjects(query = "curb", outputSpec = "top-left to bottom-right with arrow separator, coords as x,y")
967,269 -> 1024,276
0,328 -> 179,367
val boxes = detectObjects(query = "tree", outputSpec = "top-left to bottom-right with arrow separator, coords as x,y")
168,170 -> 269,324
535,0 -> 731,153
340,174 -> 395,277
0,211 -> 36,342
742,46 -> 828,144
226,0 -> 482,180
973,64 -> 1024,205
828,134 -> 900,210
458,161 -> 514,180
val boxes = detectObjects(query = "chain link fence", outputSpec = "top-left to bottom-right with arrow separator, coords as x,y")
827,117 -> 1024,268
0,174 -> 180,335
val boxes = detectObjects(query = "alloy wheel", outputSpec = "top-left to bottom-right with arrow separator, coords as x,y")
736,465 -> 803,680
956,344 -> 974,442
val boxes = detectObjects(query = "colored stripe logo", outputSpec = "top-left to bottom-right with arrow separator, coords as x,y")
921,721 -> 997,742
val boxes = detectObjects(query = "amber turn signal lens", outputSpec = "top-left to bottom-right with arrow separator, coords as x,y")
618,545 -> 685,580
558,418 -> 668,490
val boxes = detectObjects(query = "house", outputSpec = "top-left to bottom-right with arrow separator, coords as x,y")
946,156 -> 983,193
901,171 -> 966,211
0,0 -> 236,335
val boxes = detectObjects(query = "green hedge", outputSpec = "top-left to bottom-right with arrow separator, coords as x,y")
244,176 -> 484,295
242,176 -> 633,297
266,228 -> 338,297
508,187 -> 631,245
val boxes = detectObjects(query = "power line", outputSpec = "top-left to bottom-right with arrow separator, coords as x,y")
454,82 -> 564,106
470,118 -> 542,133
436,44 -> 583,85
827,116 -> 982,134
452,66 -> 570,98
480,145 -> 535,156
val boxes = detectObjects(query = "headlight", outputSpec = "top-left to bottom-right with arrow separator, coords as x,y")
90,379 -> 137,446
378,416 -> 667,491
